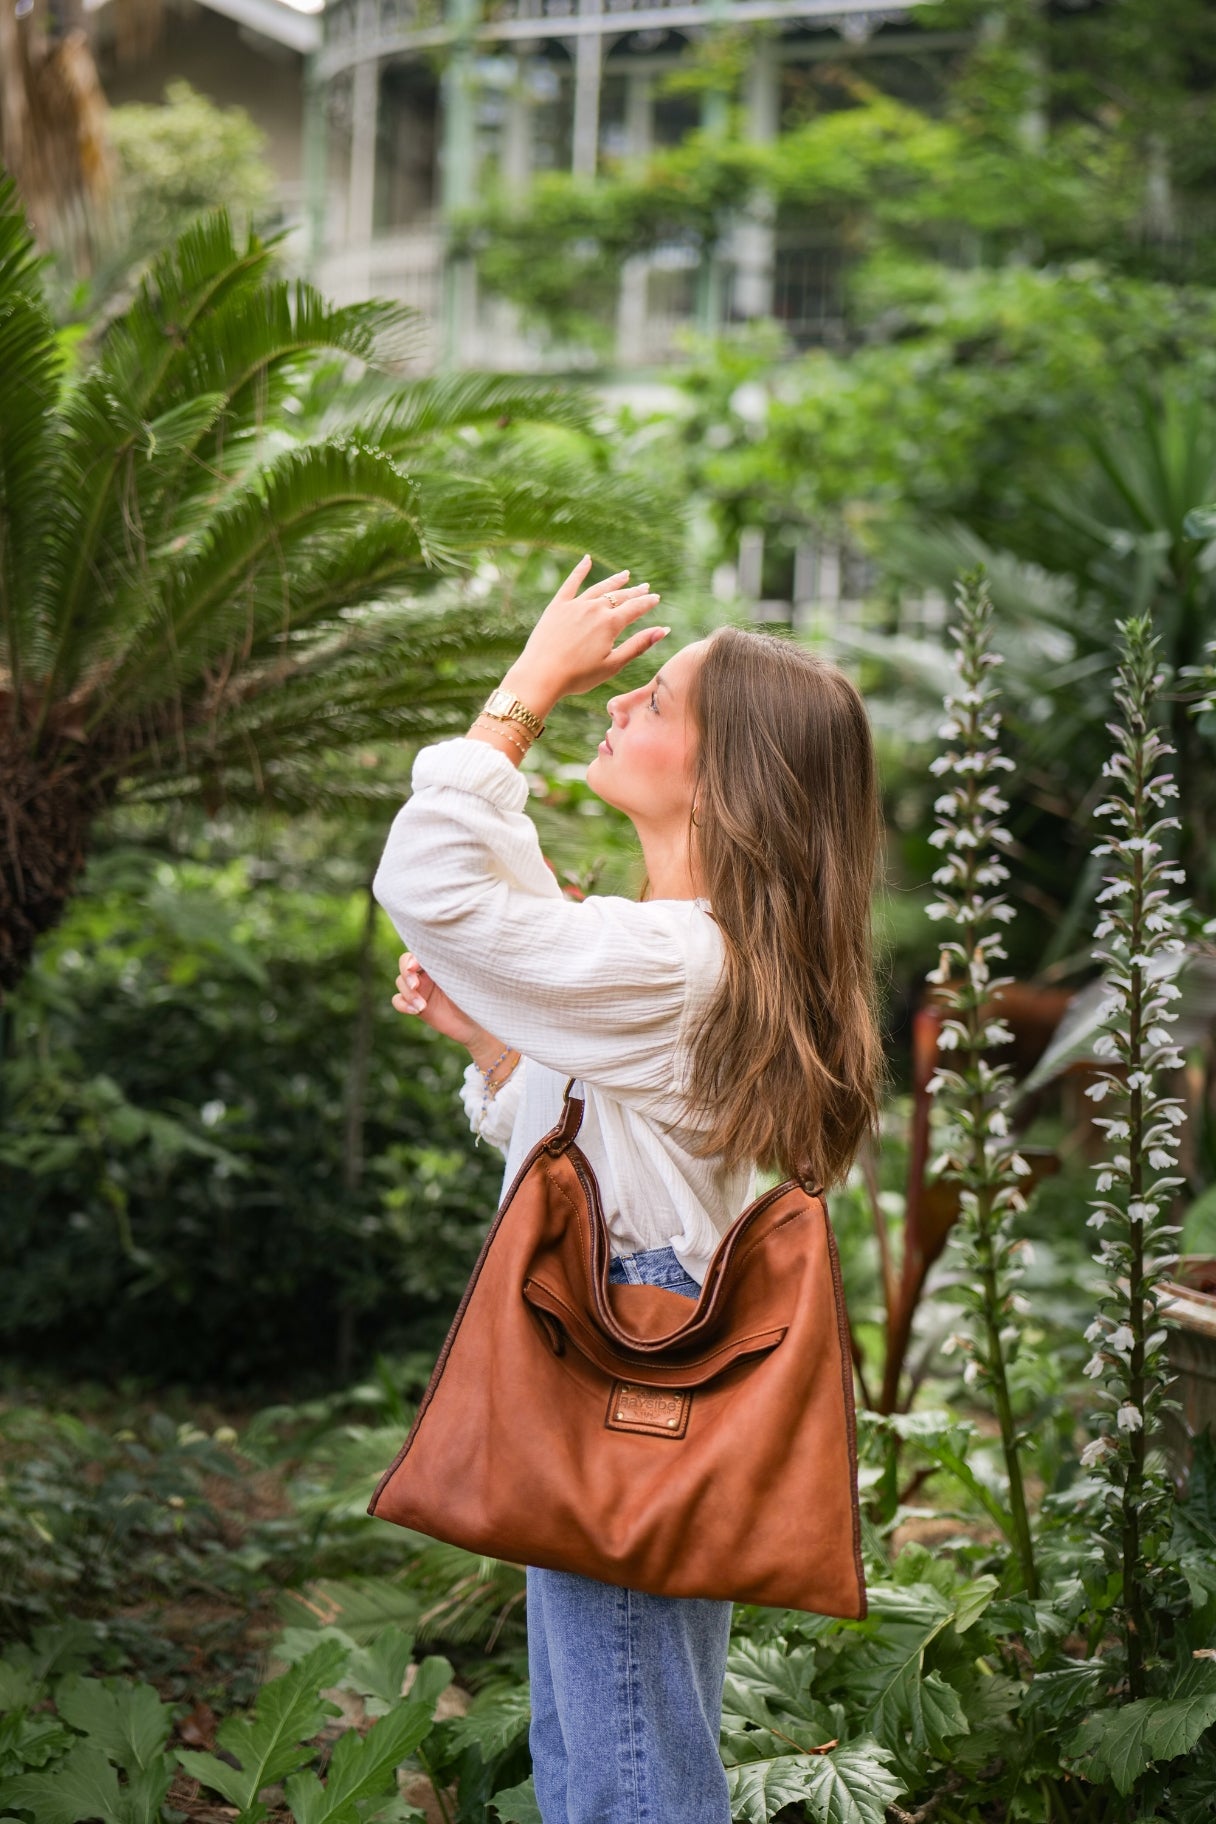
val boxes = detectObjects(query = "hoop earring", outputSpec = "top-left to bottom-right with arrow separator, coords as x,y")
691,801 -> 701,828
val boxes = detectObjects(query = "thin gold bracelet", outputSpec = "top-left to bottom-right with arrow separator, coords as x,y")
488,1048 -> 523,1093
474,713 -> 533,759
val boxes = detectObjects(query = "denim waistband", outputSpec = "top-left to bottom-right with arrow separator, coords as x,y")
608,1242 -> 701,1298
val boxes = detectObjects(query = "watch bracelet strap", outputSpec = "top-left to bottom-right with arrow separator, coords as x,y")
483,690 -> 546,738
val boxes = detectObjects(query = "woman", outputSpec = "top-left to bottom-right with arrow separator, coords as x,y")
372,555 -> 884,1824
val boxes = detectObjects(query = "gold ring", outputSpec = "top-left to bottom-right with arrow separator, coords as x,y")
606,591 -> 618,607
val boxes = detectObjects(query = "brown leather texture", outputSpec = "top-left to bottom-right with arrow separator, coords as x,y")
368,1080 -> 867,1619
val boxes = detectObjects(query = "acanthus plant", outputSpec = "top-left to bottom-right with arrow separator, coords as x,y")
923,569 -> 1039,1599
1075,614 -> 1189,1700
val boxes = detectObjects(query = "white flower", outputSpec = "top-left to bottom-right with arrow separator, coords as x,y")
1080,1437 -> 1112,1468
982,1021 -> 1014,1047
1085,1079 -> 1112,1102
1117,1404 -> 1144,1433
1127,1200 -> 1157,1224
1083,1353 -> 1106,1377
1148,1149 -> 1176,1171
1108,1325 -> 1135,1354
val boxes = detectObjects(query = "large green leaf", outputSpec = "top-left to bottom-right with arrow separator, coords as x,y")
726,1737 -> 902,1824
54,1676 -> 171,1775
177,1639 -> 348,1808
0,1741 -> 124,1824
843,1596 -> 956,1749
1064,1689 -> 1216,1796
442,1686 -> 532,1761
489,1776 -> 544,1824
284,1699 -> 438,1824
722,1639 -> 820,1721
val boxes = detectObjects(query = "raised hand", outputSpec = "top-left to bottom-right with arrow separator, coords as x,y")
503,556 -> 666,713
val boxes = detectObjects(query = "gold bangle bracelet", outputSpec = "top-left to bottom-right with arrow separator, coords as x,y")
474,714 -> 533,758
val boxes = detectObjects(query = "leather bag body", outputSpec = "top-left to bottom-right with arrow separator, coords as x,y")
368,1079 -> 867,1619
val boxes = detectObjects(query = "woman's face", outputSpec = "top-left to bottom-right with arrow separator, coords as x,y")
585,637 -> 707,824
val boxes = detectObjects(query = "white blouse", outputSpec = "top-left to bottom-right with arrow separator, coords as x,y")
372,736 -> 757,1284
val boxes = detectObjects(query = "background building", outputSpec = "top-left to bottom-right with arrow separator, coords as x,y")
311,0 -> 965,368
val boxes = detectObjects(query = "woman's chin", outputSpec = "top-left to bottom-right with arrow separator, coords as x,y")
584,755 -> 613,804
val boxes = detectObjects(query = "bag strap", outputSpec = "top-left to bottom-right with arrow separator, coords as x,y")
537,1074 -> 827,1352
543,1076 -> 585,1154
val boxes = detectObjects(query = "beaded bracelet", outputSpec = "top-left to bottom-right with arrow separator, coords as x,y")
473,1044 -> 522,1142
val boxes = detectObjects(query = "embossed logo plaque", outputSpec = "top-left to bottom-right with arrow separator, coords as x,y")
606,1380 -> 692,1439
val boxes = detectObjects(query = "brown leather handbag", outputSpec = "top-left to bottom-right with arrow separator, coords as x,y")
368,1078 -> 866,1619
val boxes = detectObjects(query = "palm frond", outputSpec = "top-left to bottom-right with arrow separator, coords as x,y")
0,176 -> 62,690
303,368 -> 598,449
37,260 -> 424,696
172,284 -> 423,423
91,441 -> 447,718
108,596 -> 525,795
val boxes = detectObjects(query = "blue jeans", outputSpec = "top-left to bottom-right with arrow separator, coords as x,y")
526,1244 -> 733,1824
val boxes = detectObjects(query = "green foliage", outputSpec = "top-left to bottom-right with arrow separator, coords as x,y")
177,1640 -> 350,1808
103,82 -> 276,291
1064,1686 -> 1216,1797
0,1669 -> 175,1824
0,1623 -> 454,1824
0,178 -> 682,991
488,1777 -> 543,1823
0,839 -> 505,1383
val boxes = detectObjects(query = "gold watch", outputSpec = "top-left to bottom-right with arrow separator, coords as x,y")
481,687 -> 546,740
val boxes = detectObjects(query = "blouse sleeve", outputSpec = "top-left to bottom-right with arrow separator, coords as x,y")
459,1056 -> 524,1156
372,737 -> 716,1111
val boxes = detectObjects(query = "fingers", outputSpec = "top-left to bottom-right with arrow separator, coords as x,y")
395,951 -> 429,1015
611,625 -> 670,669
586,568 -> 631,597
559,554 -> 594,599
617,588 -> 661,624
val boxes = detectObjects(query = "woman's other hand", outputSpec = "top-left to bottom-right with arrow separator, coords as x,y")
393,951 -> 479,1046
503,556 -> 667,712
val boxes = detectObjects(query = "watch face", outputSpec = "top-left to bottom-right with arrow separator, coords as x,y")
486,688 -> 514,715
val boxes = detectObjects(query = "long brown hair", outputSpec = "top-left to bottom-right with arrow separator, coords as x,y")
680,626 -> 885,1190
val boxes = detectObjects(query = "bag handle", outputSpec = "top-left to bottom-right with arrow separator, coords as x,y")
540,1077 -> 816,1354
